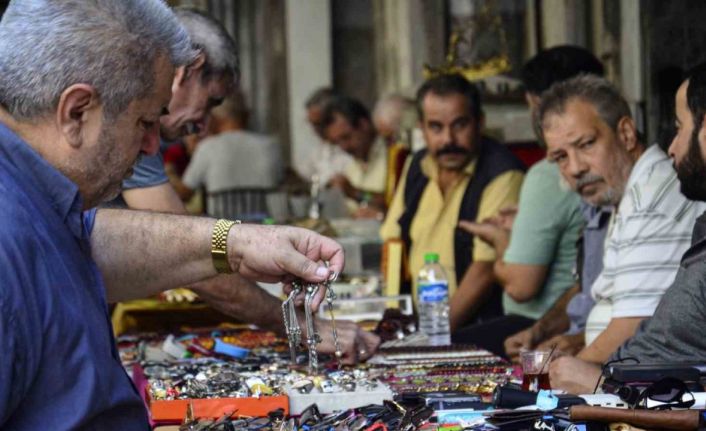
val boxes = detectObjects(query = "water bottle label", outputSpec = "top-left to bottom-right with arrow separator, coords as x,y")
419,283 -> 448,302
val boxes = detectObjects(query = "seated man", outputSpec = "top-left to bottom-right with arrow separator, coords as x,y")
539,74 -> 706,393
550,63 -> 706,393
321,96 -> 388,217
381,74 -> 525,330
180,95 -> 285,221
301,87 -> 352,185
453,46 -> 604,356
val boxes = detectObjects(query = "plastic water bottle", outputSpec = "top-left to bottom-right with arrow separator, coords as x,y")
417,252 -> 451,345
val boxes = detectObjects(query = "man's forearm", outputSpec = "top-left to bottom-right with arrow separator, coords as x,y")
93,209 -> 217,302
189,275 -> 285,334
449,261 -> 496,331
577,317 -> 644,364
531,284 -> 579,340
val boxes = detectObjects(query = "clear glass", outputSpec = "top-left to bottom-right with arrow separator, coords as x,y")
520,350 -> 553,391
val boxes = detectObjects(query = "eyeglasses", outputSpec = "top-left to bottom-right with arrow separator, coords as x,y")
634,377 -> 696,410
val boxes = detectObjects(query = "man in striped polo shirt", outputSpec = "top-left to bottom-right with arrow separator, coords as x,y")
538,75 -> 705,393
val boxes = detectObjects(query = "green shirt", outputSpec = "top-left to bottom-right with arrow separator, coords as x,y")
502,159 -> 583,319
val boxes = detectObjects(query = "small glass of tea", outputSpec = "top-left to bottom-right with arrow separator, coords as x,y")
520,350 -> 552,392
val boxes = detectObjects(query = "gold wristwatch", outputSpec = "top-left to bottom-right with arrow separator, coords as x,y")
211,219 -> 240,274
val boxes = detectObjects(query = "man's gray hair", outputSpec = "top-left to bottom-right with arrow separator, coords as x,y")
373,94 -> 415,127
0,0 -> 196,121
538,74 -> 632,136
174,7 -> 239,84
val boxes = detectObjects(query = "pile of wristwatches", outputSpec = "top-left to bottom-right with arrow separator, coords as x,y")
143,358 -> 383,401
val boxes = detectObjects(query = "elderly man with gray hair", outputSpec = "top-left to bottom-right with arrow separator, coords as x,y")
0,1 -> 344,429
538,75 -> 705,392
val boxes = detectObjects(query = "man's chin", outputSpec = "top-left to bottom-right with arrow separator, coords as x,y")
581,189 -> 615,207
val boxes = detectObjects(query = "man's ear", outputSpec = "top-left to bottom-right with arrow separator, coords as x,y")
56,84 -> 99,149
697,113 -> 706,153
617,116 -> 639,151
177,52 -> 206,85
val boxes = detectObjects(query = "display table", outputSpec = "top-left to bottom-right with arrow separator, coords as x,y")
112,299 -> 236,336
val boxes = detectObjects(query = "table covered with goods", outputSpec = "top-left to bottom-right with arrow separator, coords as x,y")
117,279 -> 706,431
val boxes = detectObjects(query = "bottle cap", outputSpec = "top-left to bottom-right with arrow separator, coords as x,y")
424,252 -> 439,263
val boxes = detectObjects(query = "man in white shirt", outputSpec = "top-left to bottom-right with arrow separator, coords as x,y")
540,75 -> 704,391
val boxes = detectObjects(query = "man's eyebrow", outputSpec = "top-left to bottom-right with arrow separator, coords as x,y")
567,134 -> 593,148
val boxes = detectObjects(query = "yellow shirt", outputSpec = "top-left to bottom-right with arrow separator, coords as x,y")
380,153 -> 524,297
344,138 -> 387,212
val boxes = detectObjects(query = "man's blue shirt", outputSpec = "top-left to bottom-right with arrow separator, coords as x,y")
123,150 -> 169,190
565,203 -> 612,334
0,123 -> 149,429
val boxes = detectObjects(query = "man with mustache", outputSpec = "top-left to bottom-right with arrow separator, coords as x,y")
113,9 -> 380,362
321,96 -> 388,216
540,74 -> 706,393
381,74 -> 525,330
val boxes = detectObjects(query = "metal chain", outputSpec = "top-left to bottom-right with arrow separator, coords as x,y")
325,273 -> 342,367
282,283 -> 301,363
304,284 -> 321,373
281,271 -> 341,372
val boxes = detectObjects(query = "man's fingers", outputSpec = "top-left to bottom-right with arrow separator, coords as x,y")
357,330 -> 381,359
499,205 -> 518,216
277,249 -> 329,284
457,220 -> 480,233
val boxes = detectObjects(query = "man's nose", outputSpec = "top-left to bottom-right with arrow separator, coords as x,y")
441,126 -> 454,145
667,135 -> 680,160
566,153 -> 588,178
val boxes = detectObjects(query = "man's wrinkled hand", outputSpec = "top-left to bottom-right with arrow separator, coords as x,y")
458,220 -> 507,247
316,319 -> 381,364
327,174 -> 355,199
537,333 -> 584,356
227,224 -> 344,311
549,356 -> 602,394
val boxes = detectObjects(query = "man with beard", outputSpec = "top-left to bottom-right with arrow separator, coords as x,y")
117,9 -> 380,362
545,72 -> 706,394
381,74 -> 525,330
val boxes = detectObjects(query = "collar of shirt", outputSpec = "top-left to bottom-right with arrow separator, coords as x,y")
0,121 -> 85,239
581,201 -> 612,230
691,211 -> 706,245
624,144 -> 668,195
